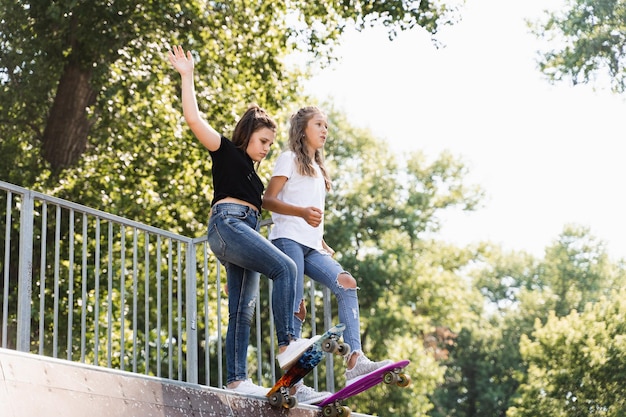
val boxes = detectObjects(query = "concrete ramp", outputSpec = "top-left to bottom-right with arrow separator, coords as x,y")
0,348 -> 369,417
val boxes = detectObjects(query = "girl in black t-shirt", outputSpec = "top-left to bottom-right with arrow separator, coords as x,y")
169,46 -> 316,396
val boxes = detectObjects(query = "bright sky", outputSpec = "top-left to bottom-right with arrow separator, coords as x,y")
303,0 -> 626,260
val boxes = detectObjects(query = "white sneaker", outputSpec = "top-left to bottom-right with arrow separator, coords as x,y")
293,382 -> 332,405
226,379 -> 269,397
345,354 -> 394,385
277,335 -> 321,370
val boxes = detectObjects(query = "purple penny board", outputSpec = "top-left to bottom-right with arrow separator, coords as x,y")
317,360 -> 410,412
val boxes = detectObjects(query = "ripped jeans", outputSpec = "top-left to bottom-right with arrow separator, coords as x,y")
208,204 -> 297,384
272,238 -> 362,353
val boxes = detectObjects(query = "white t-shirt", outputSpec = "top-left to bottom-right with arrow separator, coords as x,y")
268,151 -> 326,250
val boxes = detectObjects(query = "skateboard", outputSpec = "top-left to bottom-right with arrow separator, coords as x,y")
266,323 -> 350,409
317,359 -> 411,416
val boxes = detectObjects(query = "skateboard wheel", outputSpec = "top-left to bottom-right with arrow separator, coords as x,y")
322,338 -> 338,353
285,395 -> 298,409
383,371 -> 399,385
397,373 -> 411,387
268,393 -> 285,407
338,342 -> 351,356
338,405 -> 351,416
322,405 -> 336,417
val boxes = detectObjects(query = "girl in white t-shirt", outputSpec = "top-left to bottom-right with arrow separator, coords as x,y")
263,106 -> 392,387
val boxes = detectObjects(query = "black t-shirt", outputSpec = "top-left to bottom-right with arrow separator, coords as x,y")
209,136 -> 264,211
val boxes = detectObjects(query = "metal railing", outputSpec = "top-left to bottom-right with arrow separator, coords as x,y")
0,180 -> 336,390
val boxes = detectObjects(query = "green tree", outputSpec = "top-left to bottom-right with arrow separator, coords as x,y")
431,225 -> 626,417
430,245 -> 540,417
541,224 -> 619,316
430,320 -> 522,417
0,0 -> 462,178
531,0 -> 626,92
508,291 -> 626,417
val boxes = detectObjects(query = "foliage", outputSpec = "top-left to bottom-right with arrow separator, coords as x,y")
0,0 -> 462,176
541,224 -> 620,316
531,0 -> 626,92
430,322 -> 521,417
430,225 -> 626,417
508,290 -> 626,416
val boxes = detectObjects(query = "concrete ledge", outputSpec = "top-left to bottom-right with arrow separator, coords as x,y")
0,348 -> 370,417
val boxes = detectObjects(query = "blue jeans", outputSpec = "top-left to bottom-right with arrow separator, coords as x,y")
272,238 -> 362,354
208,203 -> 297,384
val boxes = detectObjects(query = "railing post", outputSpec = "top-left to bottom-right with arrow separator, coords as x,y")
186,240 -> 198,383
16,190 -> 34,352
323,287 -> 335,392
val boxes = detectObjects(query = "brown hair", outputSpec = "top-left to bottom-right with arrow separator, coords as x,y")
232,104 -> 277,151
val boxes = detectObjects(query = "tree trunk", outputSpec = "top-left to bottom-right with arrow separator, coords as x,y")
42,61 -> 98,172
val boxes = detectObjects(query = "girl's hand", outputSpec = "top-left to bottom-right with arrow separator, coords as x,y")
168,45 -> 194,76
302,207 -> 323,227
322,239 -> 335,257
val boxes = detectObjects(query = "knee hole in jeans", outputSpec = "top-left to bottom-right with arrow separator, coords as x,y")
337,272 -> 357,289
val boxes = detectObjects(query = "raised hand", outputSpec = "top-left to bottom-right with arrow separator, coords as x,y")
168,45 -> 194,76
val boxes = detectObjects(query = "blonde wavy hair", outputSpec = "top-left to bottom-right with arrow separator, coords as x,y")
288,106 -> 331,191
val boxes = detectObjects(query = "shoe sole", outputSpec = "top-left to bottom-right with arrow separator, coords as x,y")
299,393 -> 332,405
278,335 -> 321,370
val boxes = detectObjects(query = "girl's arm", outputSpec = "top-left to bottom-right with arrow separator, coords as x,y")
263,176 -> 323,228
321,239 -> 335,256
168,46 -> 221,152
